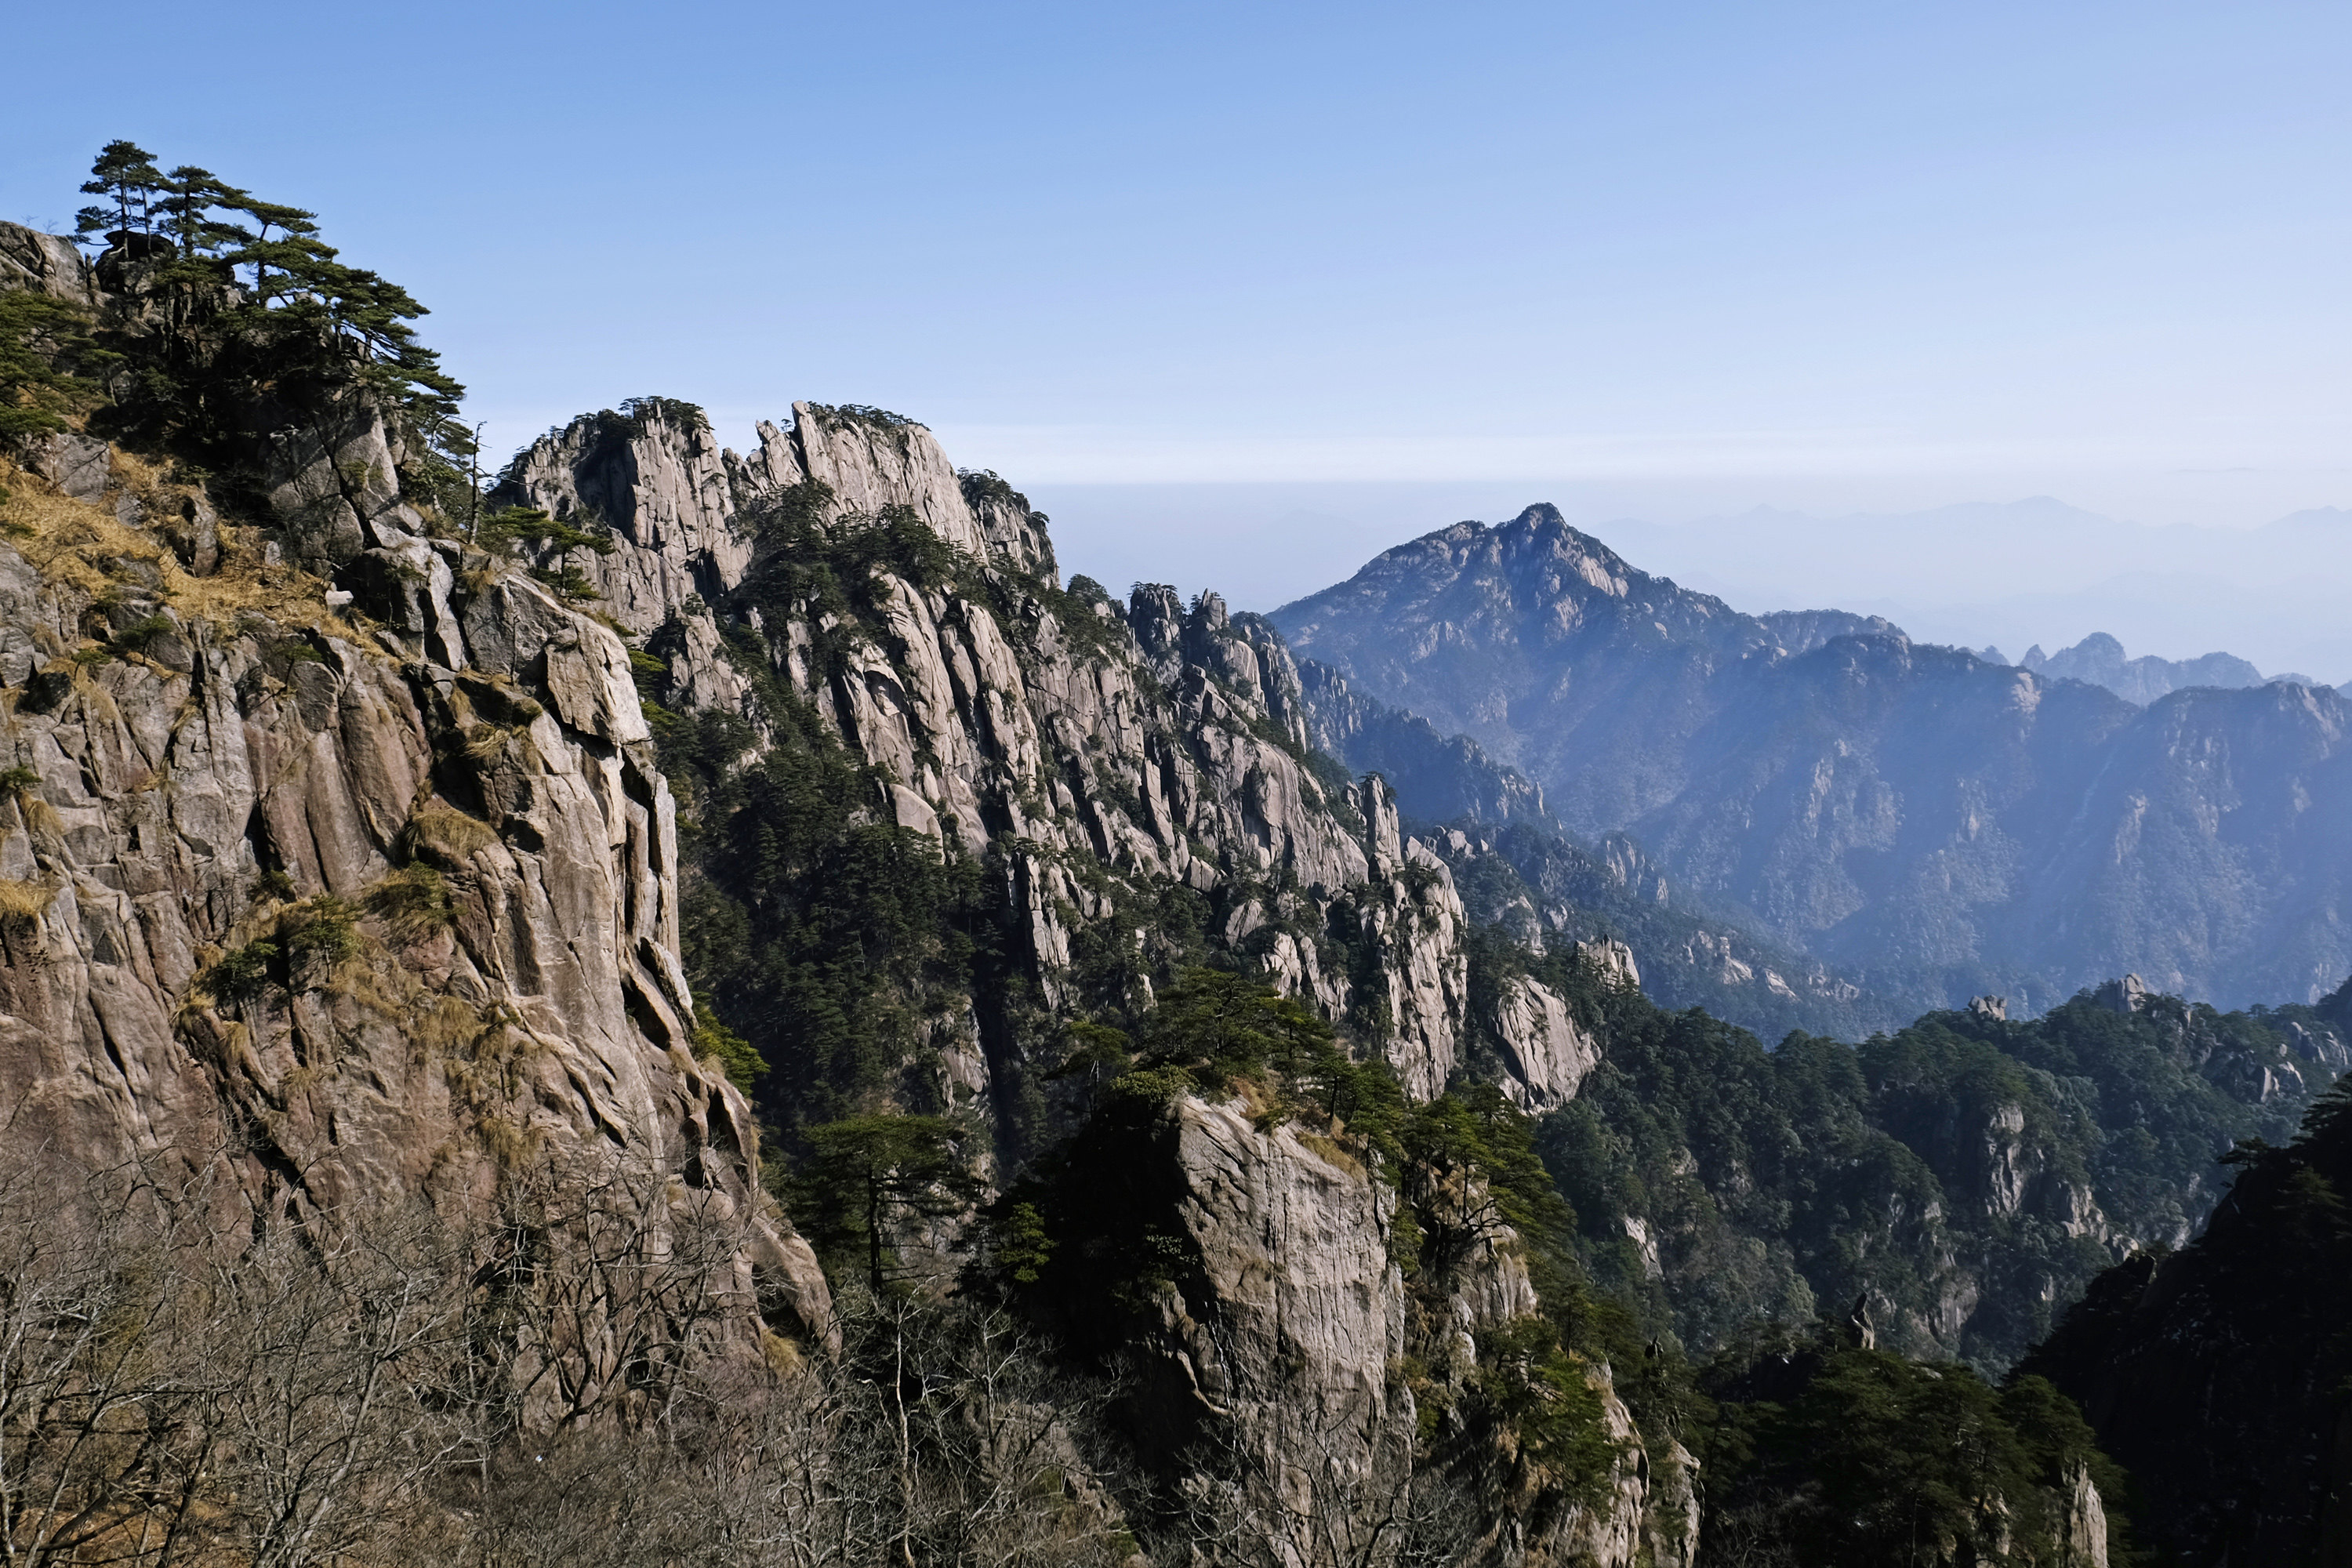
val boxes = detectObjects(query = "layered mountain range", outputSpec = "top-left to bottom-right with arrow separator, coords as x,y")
1273,504 -> 2352,1017
6,191 -> 2348,1565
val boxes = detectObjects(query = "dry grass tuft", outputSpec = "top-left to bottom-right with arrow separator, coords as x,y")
463,726 -> 517,767
403,801 -> 497,864
477,1114 -> 541,1170
416,995 -> 488,1055
0,456 -> 373,649
1295,1129 -> 1366,1180
760,1330 -> 805,1376
13,792 -> 61,837
0,878 -> 53,927
365,863 -> 456,947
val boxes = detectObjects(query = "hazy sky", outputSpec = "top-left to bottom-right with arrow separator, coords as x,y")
6,1 -> 2348,659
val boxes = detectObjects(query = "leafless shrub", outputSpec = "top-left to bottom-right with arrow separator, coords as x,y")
0,1138 -> 1140,1566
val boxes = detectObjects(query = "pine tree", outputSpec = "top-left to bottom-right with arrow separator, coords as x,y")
789,1116 -> 982,1294
74,140 -> 165,245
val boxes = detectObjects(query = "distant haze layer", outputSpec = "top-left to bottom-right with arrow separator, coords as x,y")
1029,482 -> 2352,684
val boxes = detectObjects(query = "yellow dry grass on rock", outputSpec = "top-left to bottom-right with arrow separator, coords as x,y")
0,877 -> 53,926
404,800 -> 497,862
7,788 -> 61,838
0,453 -> 371,649
1295,1127 -> 1367,1180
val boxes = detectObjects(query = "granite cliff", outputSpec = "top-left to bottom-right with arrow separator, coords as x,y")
0,222 -> 830,1343
481,396 -> 1714,1558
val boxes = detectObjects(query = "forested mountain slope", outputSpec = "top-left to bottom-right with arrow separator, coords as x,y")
1272,504 -> 2352,1014
2021,973 -> 2352,1565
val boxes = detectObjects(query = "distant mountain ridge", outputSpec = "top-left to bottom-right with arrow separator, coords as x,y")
1272,504 -> 2352,1014
1568,496 -> 2352,696
2012,630 -> 2324,705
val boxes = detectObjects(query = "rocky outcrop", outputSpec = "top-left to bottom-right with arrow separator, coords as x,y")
2021,630 -> 2285,706
489,400 -> 1052,639
1133,1091 -> 1694,1568
0,407 -> 828,1347
0,222 -> 99,307
1486,975 -> 1601,1109
2091,973 -> 2149,1014
497,402 -> 1498,1103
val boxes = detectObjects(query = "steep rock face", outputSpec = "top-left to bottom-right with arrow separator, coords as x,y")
0,222 -> 99,308
1274,504 -> 2352,1012
0,413 -> 828,1343
1424,819 -> 1893,1043
491,400 -> 1053,639
1485,974 -> 1602,1109
499,405 -> 1497,1104
1136,1092 -> 1695,1568
1296,657 -> 1555,827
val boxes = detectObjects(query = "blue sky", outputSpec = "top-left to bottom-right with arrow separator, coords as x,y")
6,2 -> 2349,648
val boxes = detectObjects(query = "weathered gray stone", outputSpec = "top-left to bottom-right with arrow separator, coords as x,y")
27,432 -> 111,502
0,431 -> 829,1346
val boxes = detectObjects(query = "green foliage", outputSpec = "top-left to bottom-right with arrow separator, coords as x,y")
1405,1085 -> 1574,1269
2019,1062 -> 2352,1561
954,467 -> 1029,515
55,140 -> 469,498
988,1200 -> 1056,1286
1453,1317 -> 1620,1508
787,1114 -> 982,1294
479,503 -> 614,557
1508,948 -> 2328,1373
279,895 -> 360,966
1120,967 -> 1409,1163
107,614 -> 176,656
690,993 -> 768,1091
0,766 -> 39,795
805,402 -> 920,433
1034,576 -> 1129,662
980,1079 -> 1198,1334
478,504 -> 615,601
75,141 -> 168,243
684,766 -> 978,1126
0,292 -> 109,448
1045,1019 -> 1133,1091
615,394 -> 707,434
201,938 -> 280,998
1697,1345 -> 2137,1566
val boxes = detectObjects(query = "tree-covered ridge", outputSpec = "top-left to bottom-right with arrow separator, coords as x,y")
1694,1328 -> 2133,1566
1523,956 -> 2337,1373
2020,1073 -> 2352,1563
